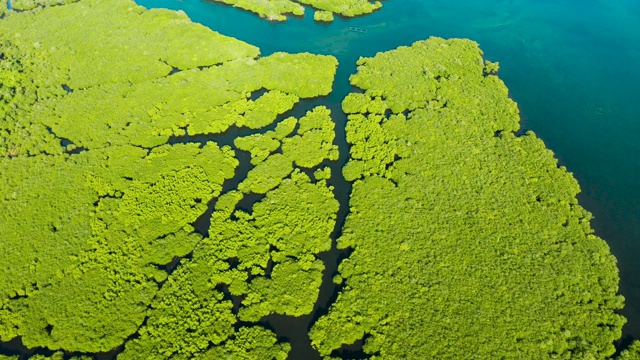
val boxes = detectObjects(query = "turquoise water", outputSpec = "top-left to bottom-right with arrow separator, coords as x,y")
137,0 -> 640,349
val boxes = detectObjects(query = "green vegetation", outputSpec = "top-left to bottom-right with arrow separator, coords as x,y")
17,354 -> 91,360
120,136 -> 339,358
234,105 -> 338,193
0,144 -> 237,352
18,51 -> 334,150
234,117 -> 297,165
314,10 -> 334,22
484,59 -> 500,74
0,0 -> 630,358
0,0 -> 269,157
211,0 -> 381,22
202,327 -> 290,359
1,0 -> 7,16
314,166 -> 332,180
3,0 -> 260,88
11,0 -> 79,11
310,37 -> 625,359
281,106 -> 339,168
8,353 -> 90,360
616,342 -> 640,360
238,106 -> 339,194
238,153 -> 294,194
0,0 -> 336,157
0,0 -> 338,356
298,0 -> 381,17
213,0 -> 304,21
211,170 -> 338,321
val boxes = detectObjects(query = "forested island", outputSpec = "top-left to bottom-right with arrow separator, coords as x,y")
209,0 -> 382,22
0,0 -> 638,359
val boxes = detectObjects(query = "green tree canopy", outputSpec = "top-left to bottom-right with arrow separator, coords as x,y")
210,0 -> 381,22
11,0 -> 79,11
0,0 -> 629,359
615,342 -> 640,360
0,0 -> 338,356
310,37 -> 625,359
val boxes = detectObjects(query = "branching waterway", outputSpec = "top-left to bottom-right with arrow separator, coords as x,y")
165,93 -> 355,359
136,0 -> 640,351
157,94 -> 348,360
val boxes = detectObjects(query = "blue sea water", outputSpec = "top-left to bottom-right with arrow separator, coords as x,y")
137,0 -> 640,351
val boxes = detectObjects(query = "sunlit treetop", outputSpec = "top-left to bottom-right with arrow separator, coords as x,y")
2,0 -> 260,89
310,37 -> 625,359
237,106 -> 339,194
617,342 -> 640,360
1,351 -> 90,359
119,110 -> 340,357
1,0 -> 631,358
0,0 -> 338,356
0,0 -> 337,157
10,0 -> 79,11
234,117 -> 298,165
211,0 -> 382,22
314,10 -> 334,22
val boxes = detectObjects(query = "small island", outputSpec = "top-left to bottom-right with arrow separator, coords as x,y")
212,0 -> 382,22
313,10 -> 334,22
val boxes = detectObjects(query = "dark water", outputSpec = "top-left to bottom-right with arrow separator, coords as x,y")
135,0 -> 640,352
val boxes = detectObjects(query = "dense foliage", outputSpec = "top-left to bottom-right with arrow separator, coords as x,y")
237,106 -> 338,194
313,10 -> 333,22
11,0 -> 79,10
297,0 -> 381,18
211,0 -> 381,22
0,1 -> 633,359
0,354 -> 90,360
310,37 -> 626,359
0,0 -> 338,356
213,0 -> 304,22
617,341 -> 640,360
